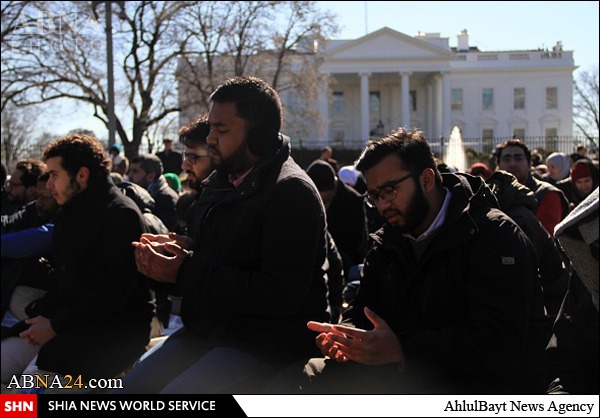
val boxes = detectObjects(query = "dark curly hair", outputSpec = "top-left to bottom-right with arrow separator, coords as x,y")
43,134 -> 111,184
179,114 -> 210,148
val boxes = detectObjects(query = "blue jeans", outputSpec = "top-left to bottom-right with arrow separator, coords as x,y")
119,328 -> 276,394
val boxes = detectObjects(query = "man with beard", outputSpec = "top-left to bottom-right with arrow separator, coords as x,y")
123,76 -> 329,394
495,139 -> 569,235
2,159 -> 47,232
0,134 -> 153,386
293,128 -> 549,394
3,159 -> 46,214
178,115 -> 213,192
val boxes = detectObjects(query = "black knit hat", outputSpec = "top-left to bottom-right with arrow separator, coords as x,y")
306,160 -> 336,191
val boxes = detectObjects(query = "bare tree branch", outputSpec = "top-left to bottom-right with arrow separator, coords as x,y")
573,66 -> 599,151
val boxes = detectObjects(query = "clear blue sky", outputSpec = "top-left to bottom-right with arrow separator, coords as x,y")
51,1 -> 599,139
317,1 -> 599,72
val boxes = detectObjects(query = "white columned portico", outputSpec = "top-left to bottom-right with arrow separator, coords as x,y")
360,72 -> 371,141
441,71 -> 451,140
400,72 -> 411,128
317,73 -> 330,146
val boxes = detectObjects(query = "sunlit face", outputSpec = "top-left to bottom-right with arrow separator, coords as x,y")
206,101 -> 253,175
128,162 -> 152,189
45,156 -> 82,206
35,180 -> 58,219
498,146 -> 531,184
546,161 -> 560,179
364,153 -> 429,234
575,177 -> 594,197
6,169 -> 28,205
182,145 -> 213,190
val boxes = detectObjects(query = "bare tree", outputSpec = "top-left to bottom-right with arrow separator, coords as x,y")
1,102 -> 36,170
2,1 -> 194,158
3,1 -> 338,157
573,66 -> 599,152
1,0 -> 48,112
177,1 -> 338,141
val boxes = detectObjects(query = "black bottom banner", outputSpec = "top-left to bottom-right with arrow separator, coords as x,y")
35,394 -> 247,417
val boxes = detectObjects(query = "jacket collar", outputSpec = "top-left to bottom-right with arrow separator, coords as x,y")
200,135 -> 291,202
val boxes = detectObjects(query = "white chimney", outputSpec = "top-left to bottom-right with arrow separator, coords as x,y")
457,29 -> 469,52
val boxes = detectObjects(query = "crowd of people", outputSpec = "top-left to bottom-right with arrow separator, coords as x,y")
1,75 -> 598,395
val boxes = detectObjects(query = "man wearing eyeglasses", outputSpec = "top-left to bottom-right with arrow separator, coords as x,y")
299,128 -> 549,394
178,115 -> 213,193
1,159 -> 48,234
4,159 -> 46,210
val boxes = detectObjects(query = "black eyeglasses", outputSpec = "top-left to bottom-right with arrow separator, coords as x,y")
184,152 -> 210,164
363,172 -> 420,208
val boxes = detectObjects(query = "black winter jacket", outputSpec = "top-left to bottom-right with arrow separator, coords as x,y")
33,178 -> 153,379
176,137 -> 329,364
487,171 -> 567,317
344,173 -> 549,393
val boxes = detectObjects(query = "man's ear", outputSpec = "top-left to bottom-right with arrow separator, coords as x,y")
421,168 -> 436,192
76,166 -> 90,187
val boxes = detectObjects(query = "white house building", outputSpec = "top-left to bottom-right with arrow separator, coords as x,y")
307,27 -> 575,156
178,27 -> 576,157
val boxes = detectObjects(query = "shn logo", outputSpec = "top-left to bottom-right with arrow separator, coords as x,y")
4,401 -> 33,412
0,395 -> 37,417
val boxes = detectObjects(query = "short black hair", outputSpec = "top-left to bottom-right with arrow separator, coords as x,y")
355,127 -> 442,188
210,76 -> 283,132
15,159 -> 47,188
130,154 -> 163,176
494,139 -> 532,164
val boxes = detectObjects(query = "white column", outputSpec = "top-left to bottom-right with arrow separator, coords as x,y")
441,71 -> 451,140
390,84 -> 398,130
400,72 -> 411,128
435,74 -> 443,141
317,73 -> 330,147
360,72 -> 371,141
427,81 -> 434,139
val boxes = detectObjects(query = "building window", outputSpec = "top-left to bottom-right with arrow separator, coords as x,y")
332,130 -> 345,146
369,91 -> 380,113
482,88 -> 494,111
514,88 -> 525,110
451,89 -> 463,111
545,128 -> 558,151
482,129 -> 494,154
409,90 -> 417,112
513,128 -> 526,140
546,87 -> 557,109
332,92 -> 344,114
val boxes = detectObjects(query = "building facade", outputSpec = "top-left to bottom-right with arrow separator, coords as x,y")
178,27 -> 576,157
308,27 -> 575,156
